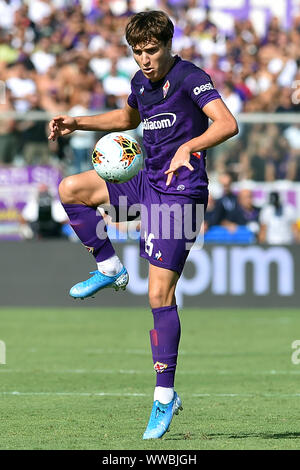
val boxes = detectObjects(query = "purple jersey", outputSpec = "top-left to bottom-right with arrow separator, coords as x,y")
127,55 -> 221,198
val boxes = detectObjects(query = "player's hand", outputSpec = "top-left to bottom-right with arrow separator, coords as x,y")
165,145 -> 194,186
48,115 -> 77,141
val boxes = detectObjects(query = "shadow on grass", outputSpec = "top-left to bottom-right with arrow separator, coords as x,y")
210,432 -> 300,440
165,432 -> 300,441
164,432 -> 212,441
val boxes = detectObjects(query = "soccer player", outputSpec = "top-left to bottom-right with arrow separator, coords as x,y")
48,10 -> 238,439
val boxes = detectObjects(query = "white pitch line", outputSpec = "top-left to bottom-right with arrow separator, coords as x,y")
0,391 -> 147,397
1,391 -> 300,398
0,369 -> 150,375
84,349 -> 193,355
1,368 -> 300,376
192,393 -> 300,398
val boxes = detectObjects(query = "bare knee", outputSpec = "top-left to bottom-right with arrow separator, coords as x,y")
58,172 -> 109,206
148,286 -> 176,310
59,176 -> 80,204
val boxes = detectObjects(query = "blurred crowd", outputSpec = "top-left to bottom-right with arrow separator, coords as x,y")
17,169 -> 300,244
203,172 -> 300,244
0,0 -> 299,181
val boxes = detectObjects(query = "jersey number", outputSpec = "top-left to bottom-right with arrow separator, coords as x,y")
144,231 -> 154,257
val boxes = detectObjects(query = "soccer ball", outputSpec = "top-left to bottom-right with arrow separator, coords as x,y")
92,132 -> 143,183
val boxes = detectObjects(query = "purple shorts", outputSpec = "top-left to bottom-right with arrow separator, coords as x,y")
106,170 -> 208,275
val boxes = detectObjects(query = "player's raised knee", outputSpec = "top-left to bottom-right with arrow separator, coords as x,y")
58,176 -> 79,204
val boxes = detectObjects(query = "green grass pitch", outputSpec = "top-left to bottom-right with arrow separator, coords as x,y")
0,306 -> 300,450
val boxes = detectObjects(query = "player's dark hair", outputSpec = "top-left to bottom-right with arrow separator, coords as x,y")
125,10 -> 174,47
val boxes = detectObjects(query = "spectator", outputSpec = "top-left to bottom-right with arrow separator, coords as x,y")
259,191 -> 300,244
30,36 -> 56,74
245,126 -> 295,182
214,139 -> 245,180
0,0 -> 21,31
193,23 -> 227,59
20,183 -> 68,239
5,61 -> 37,112
0,31 -> 19,64
0,89 -> 18,165
265,136 -> 294,181
27,0 -> 54,25
283,123 -> 300,157
59,55 -> 97,109
214,185 -> 260,235
221,81 -> 243,116
0,1 -> 297,120
35,65 -> 67,113
248,141 -> 270,182
204,53 -> 226,91
102,58 -> 131,109
276,86 -> 298,113
17,93 -> 50,164
0,0 -> 298,189
233,69 -> 253,103
212,172 -> 239,231
235,189 -> 260,237
68,90 -> 95,174
283,123 -> 300,181
89,80 -> 106,111
203,193 -> 217,233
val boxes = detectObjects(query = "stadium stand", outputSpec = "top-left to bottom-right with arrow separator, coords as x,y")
0,0 -> 299,242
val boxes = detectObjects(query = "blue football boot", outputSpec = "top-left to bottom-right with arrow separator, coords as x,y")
143,391 -> 183,439
69,266 -> 129,299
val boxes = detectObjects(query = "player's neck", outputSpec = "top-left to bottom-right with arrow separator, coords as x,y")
150,55 -> 176,83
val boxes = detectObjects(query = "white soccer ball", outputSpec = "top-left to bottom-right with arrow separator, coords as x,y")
92,132 -> 143,183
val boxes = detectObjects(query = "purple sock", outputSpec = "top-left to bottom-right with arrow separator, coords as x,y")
150,305 -> 181,388
63,203 -> 115,262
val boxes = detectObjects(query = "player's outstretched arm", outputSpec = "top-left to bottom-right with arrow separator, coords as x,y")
165,99 -> 238,186
48,102 -> 141,141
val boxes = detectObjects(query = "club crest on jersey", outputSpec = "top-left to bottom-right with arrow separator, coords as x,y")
154,361 -> 168,373
163,80 -> 170,98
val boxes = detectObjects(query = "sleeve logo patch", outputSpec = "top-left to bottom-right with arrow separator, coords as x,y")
193,83 -> 214,95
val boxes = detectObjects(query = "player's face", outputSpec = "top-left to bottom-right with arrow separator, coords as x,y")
132,40 -> 173,82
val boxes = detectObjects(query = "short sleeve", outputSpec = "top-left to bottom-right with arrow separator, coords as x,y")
127,87 -> 138,109
183,70 -> 221,109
